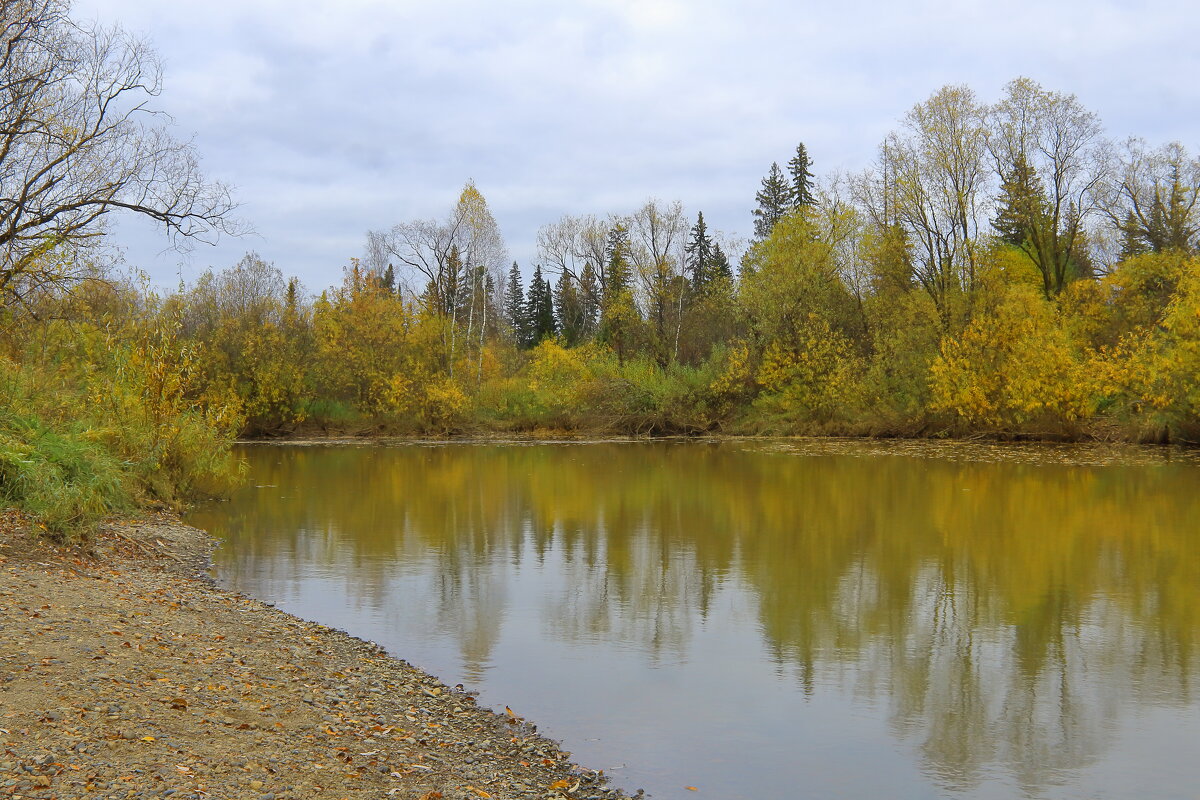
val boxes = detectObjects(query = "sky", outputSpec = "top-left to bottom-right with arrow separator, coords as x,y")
72,0 -> 1200,294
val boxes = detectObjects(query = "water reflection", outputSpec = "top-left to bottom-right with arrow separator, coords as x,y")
189,441 -> 1200,799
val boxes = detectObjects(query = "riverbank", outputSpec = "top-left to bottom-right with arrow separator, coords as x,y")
0,512 -> 638,800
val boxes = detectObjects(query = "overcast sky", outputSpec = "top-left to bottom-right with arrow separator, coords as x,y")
73,0 -> 1200,293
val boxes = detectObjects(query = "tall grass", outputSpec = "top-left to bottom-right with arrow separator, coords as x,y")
0,307 -> 244,542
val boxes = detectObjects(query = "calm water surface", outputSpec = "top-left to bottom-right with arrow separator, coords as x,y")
187,440 -> 1200,800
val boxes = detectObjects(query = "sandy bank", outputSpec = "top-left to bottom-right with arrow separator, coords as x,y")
0,512 -> 637,800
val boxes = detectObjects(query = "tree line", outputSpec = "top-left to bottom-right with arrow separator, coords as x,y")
3,0 -> 1200,535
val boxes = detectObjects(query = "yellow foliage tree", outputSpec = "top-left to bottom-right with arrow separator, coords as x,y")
753,316 -> 865,427
930,285 -> 1093,432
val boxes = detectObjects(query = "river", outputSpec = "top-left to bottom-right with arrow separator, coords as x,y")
186,439 -> 1200,800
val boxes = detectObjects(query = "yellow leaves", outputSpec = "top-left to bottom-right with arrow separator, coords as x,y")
930,284 -> 1093,431
708,342 -> 754,412
753,318 -> 865,425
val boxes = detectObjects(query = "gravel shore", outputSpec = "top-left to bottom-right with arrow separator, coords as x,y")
0,512 -> 639,800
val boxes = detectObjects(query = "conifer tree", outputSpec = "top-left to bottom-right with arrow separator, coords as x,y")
554,272 -> 585,346
711,242 -> 733,283
685,211 -> 715,292
525,263 -> 556,345
753,162 -> 791,239
787,143 -> 815,208
603,224 -> 633,300
992,153 -> 1049,248
579,261 -> 601,337
504,261 -> 525,341
600,224 -> 640,364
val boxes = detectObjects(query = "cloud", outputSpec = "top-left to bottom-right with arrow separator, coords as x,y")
72,0 -> 1200,291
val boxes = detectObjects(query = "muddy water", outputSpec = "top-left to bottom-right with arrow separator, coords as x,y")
187,440 -> 1200,800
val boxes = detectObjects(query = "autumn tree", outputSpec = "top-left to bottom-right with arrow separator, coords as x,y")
554,272 -> 586,346
630,199 -> 687,365
1101,139 -> 1200,256
179,253 -> 307,433
369,181 -> 507,377
986,78 -> 1105,296
599,224 -> 641,363
859,85 -> 990,322
0,0 -> 238,311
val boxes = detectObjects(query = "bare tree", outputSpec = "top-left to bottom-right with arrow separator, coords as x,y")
536,213 -> 612,286
370,182 -> 507,378
0,0 -> 239,310
987,78 -> 1106,295
1099,138 -> 1200,257
629,199 -> 687,363
857,85 -> 990,322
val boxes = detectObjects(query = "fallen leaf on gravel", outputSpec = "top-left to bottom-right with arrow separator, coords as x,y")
550,779 -> 570,789
467,787 -> 493,798
416,792 -> 443,800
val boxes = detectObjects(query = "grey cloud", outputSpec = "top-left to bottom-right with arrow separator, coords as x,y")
73,0 -> 1200,291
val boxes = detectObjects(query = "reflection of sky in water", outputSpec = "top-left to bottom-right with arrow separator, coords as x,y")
190,441 -> 1200,800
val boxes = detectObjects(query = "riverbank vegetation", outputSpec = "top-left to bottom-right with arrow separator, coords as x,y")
3,1 -> 1200,537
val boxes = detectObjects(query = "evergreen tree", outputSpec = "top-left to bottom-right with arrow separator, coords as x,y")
685,211 -> 715,292
753,162 -> 790,239
711,242 -> 733,283
604,223 -> 633,300
992,153 -> 1049,248
382,263 -> 396,294
1118,211 -> 1149,260
787,143 -> 815,208
425,243 -> 464,316
504,261 -> 525,339
285,278 -> 300,319
600,224 -> 641,364
525,263 -> 556,345
579,261 -> 601,337
554,272 -> 585,346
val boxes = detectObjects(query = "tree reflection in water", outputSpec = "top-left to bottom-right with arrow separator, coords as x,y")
191,440 -> 1200,795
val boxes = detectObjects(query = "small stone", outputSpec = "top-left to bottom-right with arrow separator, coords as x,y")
249,780 -> 263,790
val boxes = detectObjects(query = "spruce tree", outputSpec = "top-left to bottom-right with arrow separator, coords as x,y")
752,162 -> 790,240
685,211 -> 715,292
579,261 -> 601,337
787,143 -> 815,208
711,242 -> 733,283
604,224 -> 633,300
525,263 -> 556,345
992,153 -> 1049,247
554,272 -> 584,346
504,261 -> 525,341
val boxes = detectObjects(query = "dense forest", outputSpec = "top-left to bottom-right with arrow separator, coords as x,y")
3,0 -> 1200,535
